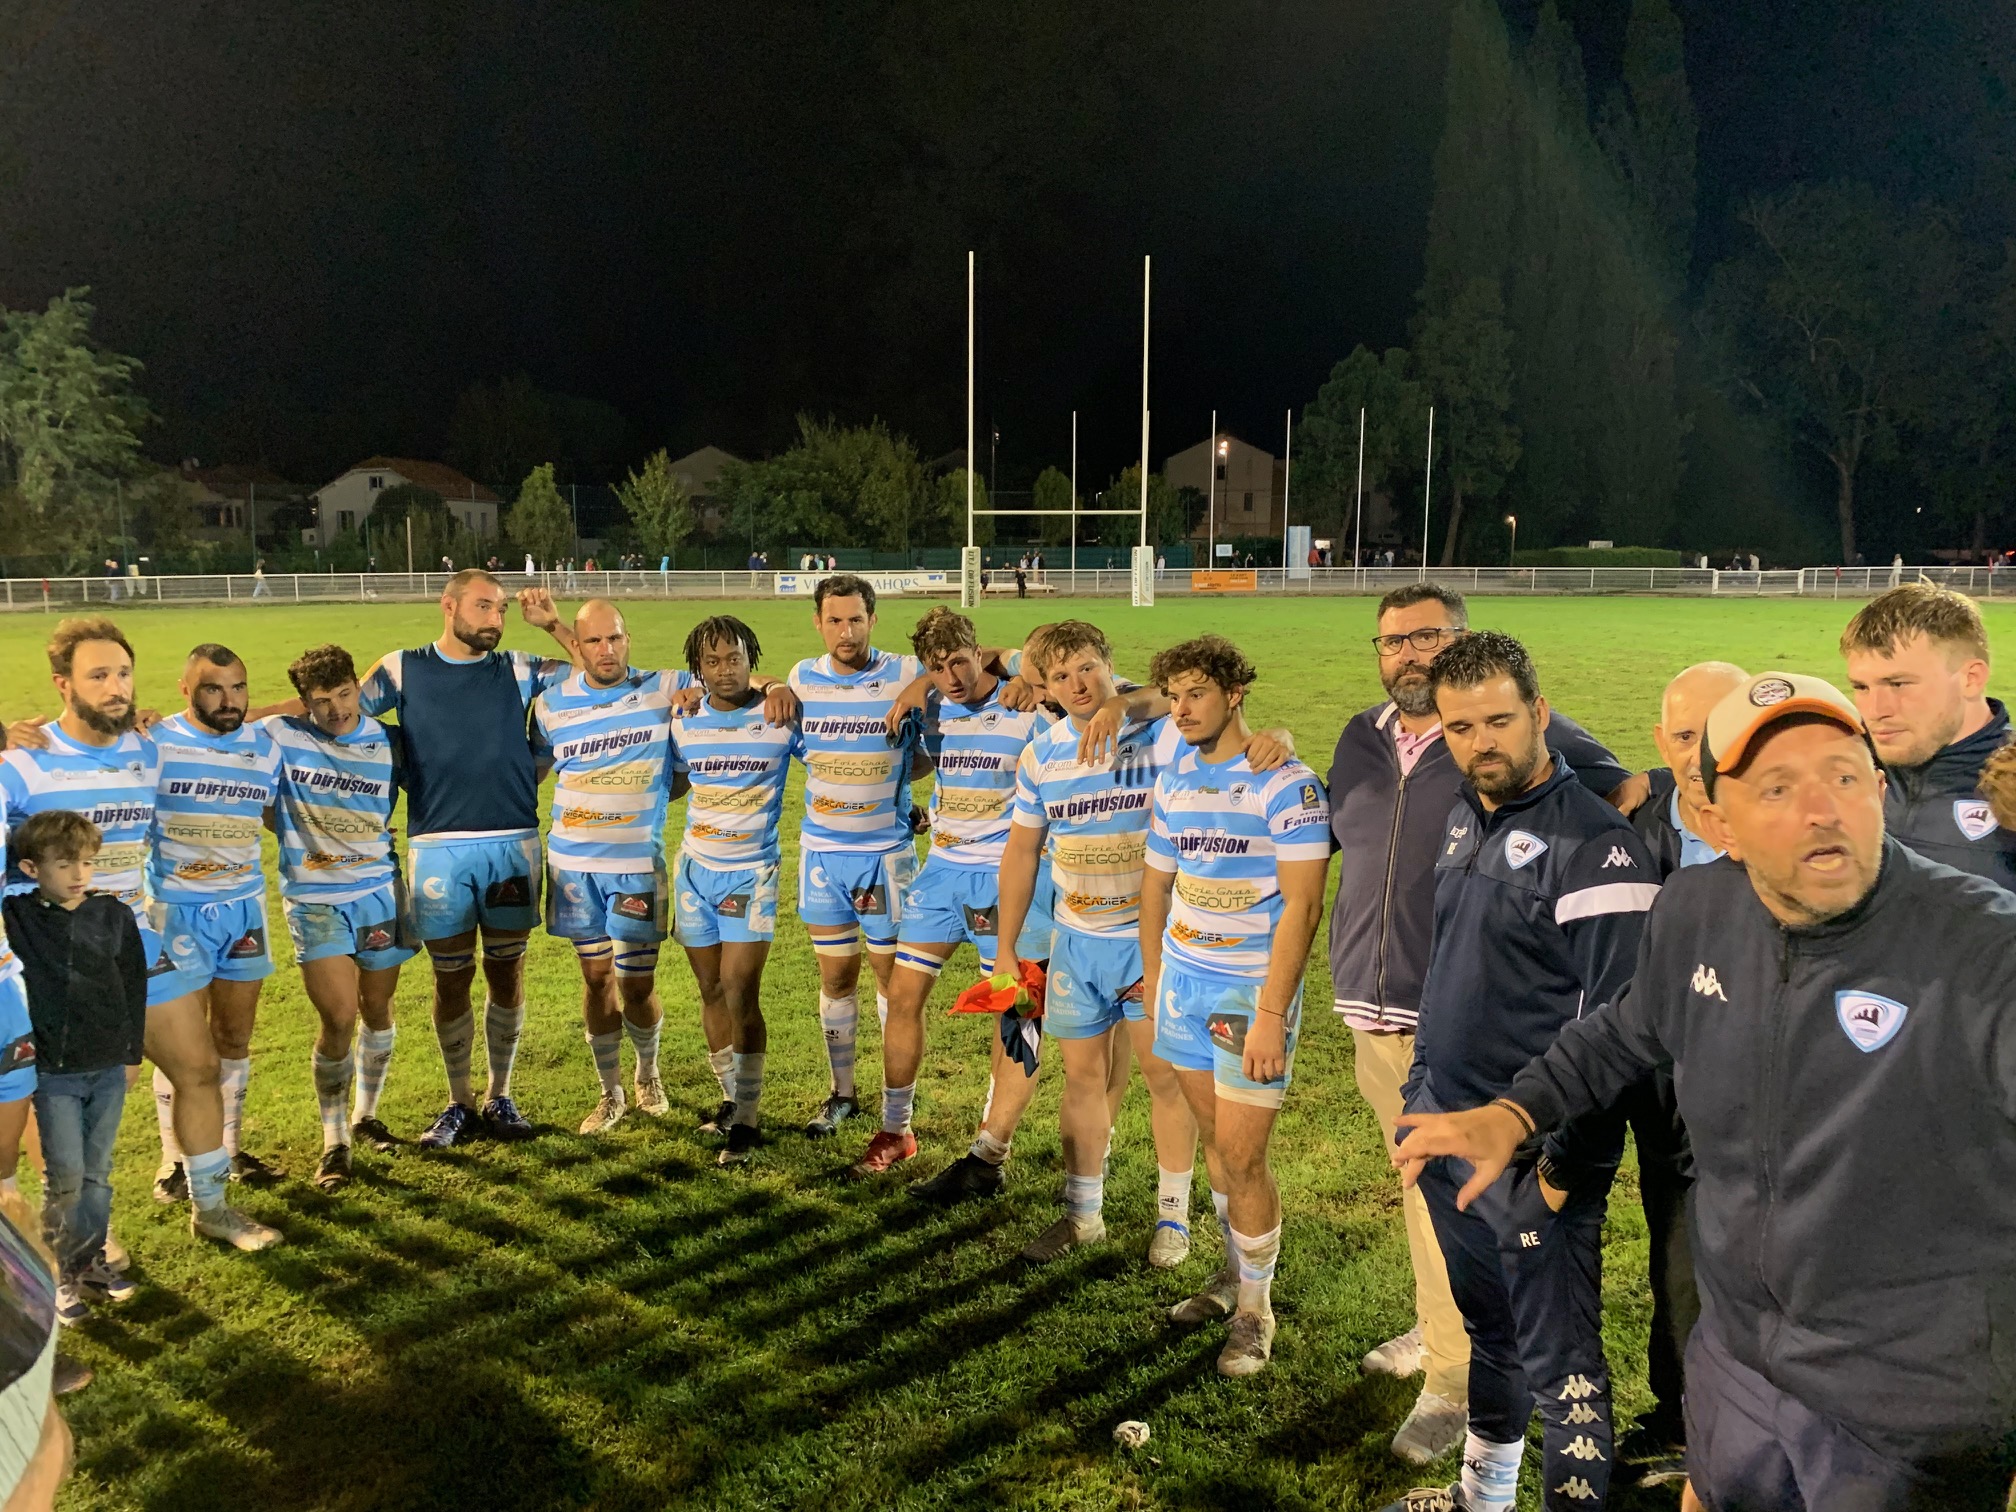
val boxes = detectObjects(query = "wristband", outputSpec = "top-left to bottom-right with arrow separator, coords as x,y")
1489,1097 -> 1535,1137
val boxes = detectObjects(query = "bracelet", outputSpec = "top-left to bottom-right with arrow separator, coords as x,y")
1256,1005 -> 1287,1020
1489,1097 -> 1536,1137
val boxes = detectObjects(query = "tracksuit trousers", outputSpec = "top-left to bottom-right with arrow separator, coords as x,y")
1618,1068 -> 1699,1440
1418,1153 -> 1616,1510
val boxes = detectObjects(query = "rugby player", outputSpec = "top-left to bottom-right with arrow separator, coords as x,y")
1,619 -> 277,1249
532,600 -> 687,1134
845,608 -> 1052,1179
668,616 -> 799,1166
787,575 -> 929,1137
354,571 -> 579,1148
994,621 -> 1299,1265
267,645 -> 414,1191
1139,636 -> 1330,1377
1840,582 -> 2016,886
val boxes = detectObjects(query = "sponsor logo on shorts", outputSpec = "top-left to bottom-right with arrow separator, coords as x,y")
850,884 -> 888,916
718,892 -> 749,919
226,928 -> 267,960
485,876 -> 532,909
1206,1011 -> 1247,1054
0,1034 -> 34,1074
359,924 -> 395,952
961,903 -> 999,934
612,893 -> 652,920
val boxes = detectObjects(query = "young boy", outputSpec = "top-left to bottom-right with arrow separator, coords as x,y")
2,811 -> 147,1323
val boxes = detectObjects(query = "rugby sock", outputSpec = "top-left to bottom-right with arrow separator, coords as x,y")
435,1008 -> 477,1106
970,1128 -> 1012,1166
352,1026 -> 396,1121
625,1018 -> 662,1082
483,998 -> 525,1099
311,1051 -> 353,1152
153,1067 -> 182,1165
587,1030 -> 623,1097
1063,1172 -> 1103,1222
818,991 -> 859,1099
881,1082 -> 916,1135
1460,1431 -> 1523,1512
1212,1189 -> 1234,1269
1157,1166 -> 1194,1227
186,1147 -> 232,1213
731,1053 -> 765,1126
219,1057 -> 251,1156
876,992 -> 890,1034
1230,1223 -> 1281,1317
706,1045 -> 735,1101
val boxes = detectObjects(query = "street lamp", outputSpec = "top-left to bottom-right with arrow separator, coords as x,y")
1210,435 -> 1229,564
1505,513 -> 1517,567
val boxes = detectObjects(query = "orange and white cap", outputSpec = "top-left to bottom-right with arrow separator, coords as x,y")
1702,672 -> 1868,777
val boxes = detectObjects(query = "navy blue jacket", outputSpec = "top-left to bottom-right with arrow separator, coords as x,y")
1508,840 -> 2016,1458
1404,760 -> 1659,1177
1326,704 -> 1628,1032
1884,697 -> 2016,890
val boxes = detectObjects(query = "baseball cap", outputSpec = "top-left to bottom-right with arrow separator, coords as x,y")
1703,672 -> 1867,777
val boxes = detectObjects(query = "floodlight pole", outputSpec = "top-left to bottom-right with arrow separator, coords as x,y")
1280,407 -> 1292,587
1419,404 -> 1434,583
1070,408 -> 1078,576
1353,405 -> 1365,572
1132,255 -> 1154,607
962,249 -> 979,608
1207,408 -> 1217,567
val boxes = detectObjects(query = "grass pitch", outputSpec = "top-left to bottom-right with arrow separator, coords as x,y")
2,592 -> 2007,1512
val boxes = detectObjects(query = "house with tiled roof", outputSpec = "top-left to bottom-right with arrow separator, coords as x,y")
308,457 -> 502,549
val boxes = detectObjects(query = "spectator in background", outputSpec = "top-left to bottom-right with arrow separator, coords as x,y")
1013,561 -> 1028,599
251,561 -> 270,599
525,552 -> 537,576
100,563 -> 119,604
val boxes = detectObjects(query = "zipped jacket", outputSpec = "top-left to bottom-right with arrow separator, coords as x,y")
1326,704 -> 1627,1032
1884,697 -> 2016,890
1402,760 -> 1659,1177
1508,839 -> 2016,1456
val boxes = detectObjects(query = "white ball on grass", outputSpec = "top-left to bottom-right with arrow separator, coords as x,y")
1113,1420 -> 1151,1449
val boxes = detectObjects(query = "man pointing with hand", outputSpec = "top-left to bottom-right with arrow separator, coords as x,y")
1395,671 -> 2016,1512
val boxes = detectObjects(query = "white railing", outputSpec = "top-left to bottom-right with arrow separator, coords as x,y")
0,562 -> 2001,609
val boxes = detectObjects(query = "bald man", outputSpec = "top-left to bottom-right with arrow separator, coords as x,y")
531,601 -> 693,1133
1610,660 -> 1747,1487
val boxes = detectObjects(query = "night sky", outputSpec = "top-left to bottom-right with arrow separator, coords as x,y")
3,0 -> 2010,488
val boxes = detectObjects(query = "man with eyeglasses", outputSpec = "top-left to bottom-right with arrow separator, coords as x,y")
1328,583 -> 1641,1466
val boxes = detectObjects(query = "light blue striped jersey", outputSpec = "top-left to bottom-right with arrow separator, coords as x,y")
788,649 -> 924,853
532,668 -> 695,875
149,713 -> 282,906
265,714 -> 402,903
921,683 -> 1052,866
0,819 -> 21,991
1010,713 -> 1182,938
0,729 -> 161,920
1145,748 -> 1332,980
668,695 -> 800,866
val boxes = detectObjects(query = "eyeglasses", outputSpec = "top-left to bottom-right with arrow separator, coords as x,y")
1372,627 -> 1465,656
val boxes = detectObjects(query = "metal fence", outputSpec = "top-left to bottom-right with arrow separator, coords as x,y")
1,563 -> 2007,610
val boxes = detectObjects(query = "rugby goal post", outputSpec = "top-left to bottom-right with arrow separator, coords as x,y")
960,251 -> 1155,608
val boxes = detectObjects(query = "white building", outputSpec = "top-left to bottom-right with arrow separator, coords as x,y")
667,446 -> 742,537
1163,433 -> 1282,550
309,457 -> 501,549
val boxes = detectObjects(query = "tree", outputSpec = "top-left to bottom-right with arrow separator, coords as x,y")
446,375 -> 556,490
1413,277 -> 1520,564
936,470 -> 993,548
366,481 -> 478,571
1704,181 -> 1959,561
507,463 -> 575,567
1031,465 -> 1075,546
1596,0 -> 1699,292
615,449 -> 696,563
1296,346 -> 1427,547
1096,467 -> 1182,548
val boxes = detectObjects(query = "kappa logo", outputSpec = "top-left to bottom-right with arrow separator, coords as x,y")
1691,963 -> 1728,1002
1955,798 -> 1997,842
1559,1435 -> 1607,1462
1600,845 -> 1635,869
1837,989 -> 1908,1052
1504,830 -> 1548,869
1564,1402 -> 1601,1425
1558,1375 -> 1598,1401
1555,1478 -> 1600,1502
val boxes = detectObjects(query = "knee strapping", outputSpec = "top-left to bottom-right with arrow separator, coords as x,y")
893,948 -> 944,980
427,947 -> 476,974
572,936 -> 614,962
810,931 -> 861,960
482,938 -> 528,965
613,946 -> 659,977
864,936 -> 898,958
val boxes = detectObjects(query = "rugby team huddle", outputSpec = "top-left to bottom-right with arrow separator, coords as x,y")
1,567 -> 2012,1512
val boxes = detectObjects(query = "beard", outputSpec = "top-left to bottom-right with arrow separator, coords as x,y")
1464,739 -> 1543,800
72,696 -> 136,736
196,705 -> 245,734
1383,663 -> 1437,718
452,616 -> 502,653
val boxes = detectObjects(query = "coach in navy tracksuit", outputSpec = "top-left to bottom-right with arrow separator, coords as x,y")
1386,633 -> 1659,1512
1397,671 -> 2016,1511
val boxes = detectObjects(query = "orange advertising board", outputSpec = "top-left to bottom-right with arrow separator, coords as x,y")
1190,569 -> 1258,593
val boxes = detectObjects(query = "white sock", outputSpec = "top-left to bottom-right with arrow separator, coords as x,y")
352,1025 -> 395,1121
818,992 -> 858,1098
1460,1431 -> 1524,1512
484,998 -> 525,1099
219,1056 -> 251,1156
153,1066 -> 182,1165
435,1008 -> 476,1106
587,1029 -> 623,1096
1212,1189 -> 1234,1275
625,1017 -> 661,1082
1157,1166 -> 1194,1227
882,1082 -> 916,1135
876,992 -> 890,1034
706,1044 -> 734,1100
731,1053 -> 765,1125
311,1051 -> 353,1152
970,1128 -> 1011,1165
1064,1172 -> 1103,1221
1230,1223 -> 1281,1317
